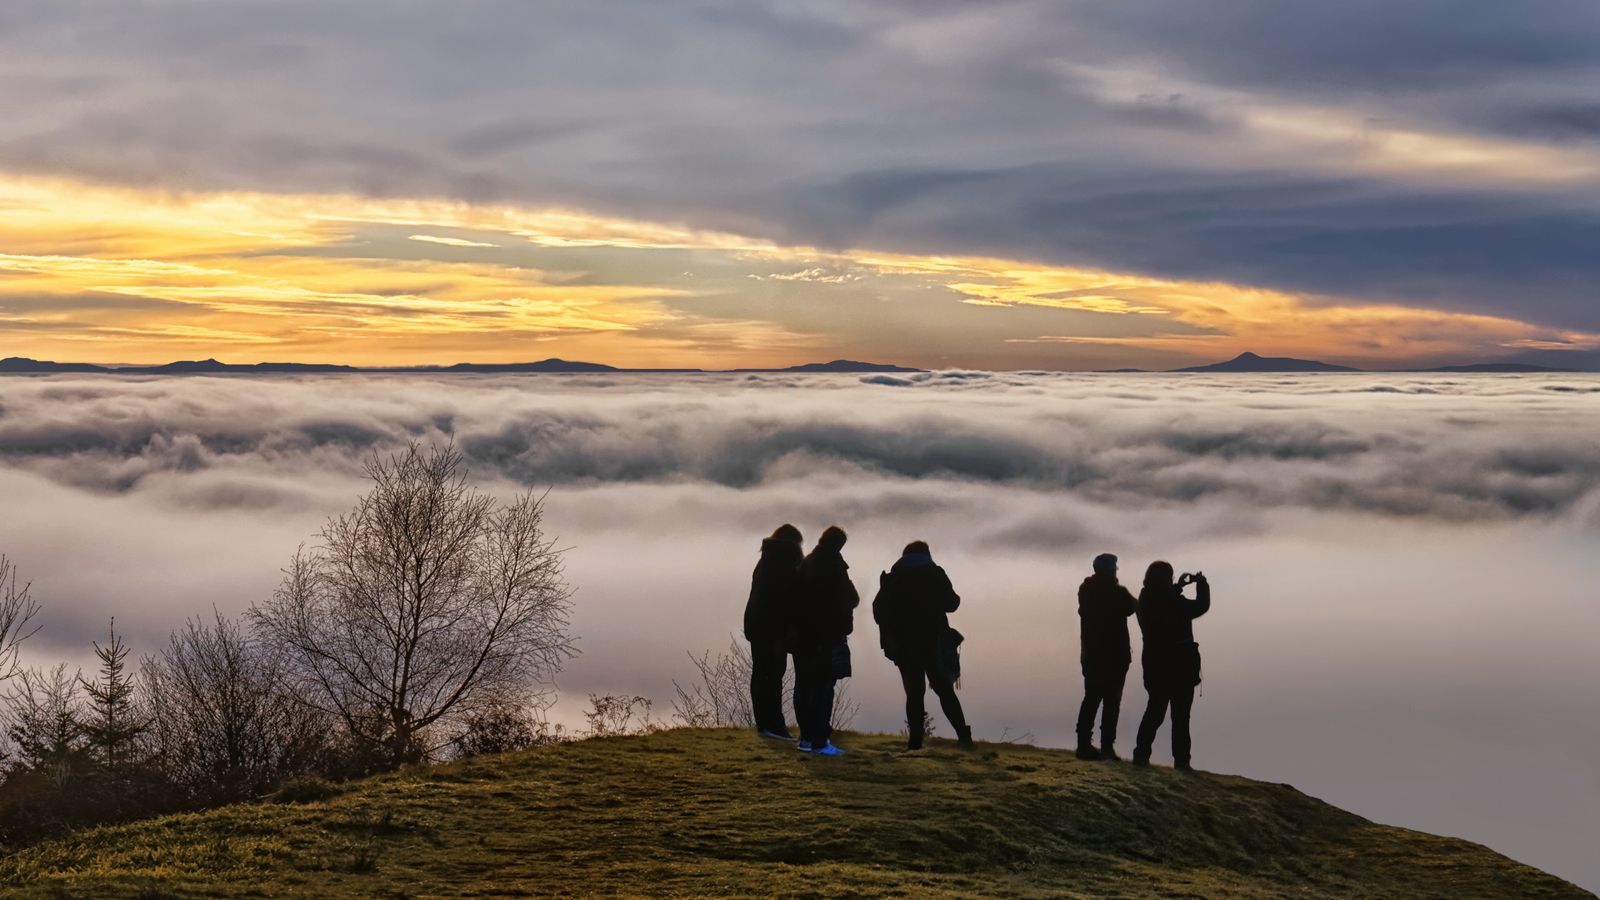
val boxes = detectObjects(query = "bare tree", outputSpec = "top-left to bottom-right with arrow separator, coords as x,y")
0,555 -> 41,684
446,691 -> 564,758
671,637 -> 857,731
252,442 -> 575,768
143,611 -> 332,799
582,694 -> 659,737
671,641 -> 764,728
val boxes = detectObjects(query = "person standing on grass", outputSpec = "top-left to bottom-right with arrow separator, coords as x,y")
743,523 -> 803,741
1132,561 -> 1210,771
873,541 -> 973,751
1075,553 -> 1137,761
791,525 -> 858,756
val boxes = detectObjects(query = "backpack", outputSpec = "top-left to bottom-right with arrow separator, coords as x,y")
872,570 -> 905,662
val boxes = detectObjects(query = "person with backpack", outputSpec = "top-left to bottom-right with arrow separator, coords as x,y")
1076,552 -> 1137,761
1132,561 -> 1210,771
792,525 -> 858,756
873,541 -> 973,751
742,524 -> 804,741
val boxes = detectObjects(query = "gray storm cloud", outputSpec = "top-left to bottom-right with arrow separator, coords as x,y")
4,2 -> 1600,335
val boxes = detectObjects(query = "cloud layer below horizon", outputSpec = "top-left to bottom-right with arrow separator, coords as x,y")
0,372 -> 1596,888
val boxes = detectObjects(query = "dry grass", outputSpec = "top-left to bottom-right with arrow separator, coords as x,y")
0,728 -> 1590,899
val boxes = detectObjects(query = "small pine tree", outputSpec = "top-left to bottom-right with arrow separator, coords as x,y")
5,663 -> 88,783
79,620 -> 146,772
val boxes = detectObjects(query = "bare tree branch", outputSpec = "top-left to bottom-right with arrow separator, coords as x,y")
0,555 -> 42,684
251,442 -> 575,767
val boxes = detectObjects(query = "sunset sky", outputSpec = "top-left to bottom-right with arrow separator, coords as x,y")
5,2 -> 1600,370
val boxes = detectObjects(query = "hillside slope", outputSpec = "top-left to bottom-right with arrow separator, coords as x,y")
0,728 -> 1590,899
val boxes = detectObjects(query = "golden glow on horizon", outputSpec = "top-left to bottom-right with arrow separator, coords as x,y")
0,174 -> 1593,369
838,250 -> 1600,365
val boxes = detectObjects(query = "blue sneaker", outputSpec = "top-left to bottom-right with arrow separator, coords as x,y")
812,742 -> 845,756
797,740 -> 813,752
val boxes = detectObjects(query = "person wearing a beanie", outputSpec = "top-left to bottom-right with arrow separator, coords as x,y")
792,525 -> 858,756
873,540 -> 973,751
743,524 -> 804,740
1075,552 -> 1136,760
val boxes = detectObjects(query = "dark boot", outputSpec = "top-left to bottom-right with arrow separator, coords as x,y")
1075,737 -> 1100,761
956,724 -> 975,750
907,722 -> 923,751
1100,725 -> 1120,760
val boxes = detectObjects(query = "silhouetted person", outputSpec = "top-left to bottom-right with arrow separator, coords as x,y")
743,524 -> 803,741
1132,561 -> 1210,771
1076,552 -> 1136,761
873,540 -> 973,751
792,525 -> 858,756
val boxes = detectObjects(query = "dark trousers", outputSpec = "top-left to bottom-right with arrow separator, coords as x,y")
1133,683 -> 1195,766
748,636 -> 789,734
1076,663 -> 1127,748
897,661 -> 966,747
791,646 -> 835,747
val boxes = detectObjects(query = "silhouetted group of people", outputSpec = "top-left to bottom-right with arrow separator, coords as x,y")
744,525 -> 1211,767
743,524 -> 971,756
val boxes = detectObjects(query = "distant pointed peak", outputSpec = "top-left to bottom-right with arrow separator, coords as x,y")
1172,351 -> 1360,373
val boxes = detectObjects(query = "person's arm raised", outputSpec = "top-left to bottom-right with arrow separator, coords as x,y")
1189,574 -> 1211,619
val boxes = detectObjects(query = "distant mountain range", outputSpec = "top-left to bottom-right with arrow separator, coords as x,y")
0,357 -> 925,375
1170,352 -> 1579,373
0,353 -> 1583,375
1100,352 -> 1581,374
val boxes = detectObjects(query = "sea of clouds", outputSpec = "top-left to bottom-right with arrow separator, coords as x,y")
0,370 -> 1596,889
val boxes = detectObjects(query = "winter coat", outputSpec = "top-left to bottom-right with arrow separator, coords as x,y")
1136,580 -> 1210,690
793,546 -> 859,649
743,536 -> 803,643
1078,573 -> 1136,671
873,552 -> 960,666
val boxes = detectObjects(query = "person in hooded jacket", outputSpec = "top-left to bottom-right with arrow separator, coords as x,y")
1132,560 -> 1210,771
791,525 -> 858,756
1076,552 -> 1136,761
743,524 -> 804,741
873,541 -> 973,751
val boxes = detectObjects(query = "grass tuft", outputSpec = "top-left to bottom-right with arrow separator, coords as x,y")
270,775 -> 343,805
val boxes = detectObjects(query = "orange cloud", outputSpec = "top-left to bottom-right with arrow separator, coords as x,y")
0,174 -> 1592,369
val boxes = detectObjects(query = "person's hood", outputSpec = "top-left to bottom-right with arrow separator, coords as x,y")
892,552 -> 935,571
760,537 -> 803,561
805,545 -> 848,570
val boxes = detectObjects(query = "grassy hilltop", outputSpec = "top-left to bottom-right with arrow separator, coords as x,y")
0,728 -> 1590,900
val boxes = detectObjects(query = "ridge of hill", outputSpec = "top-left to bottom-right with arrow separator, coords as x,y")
0,728 -> 1588,900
